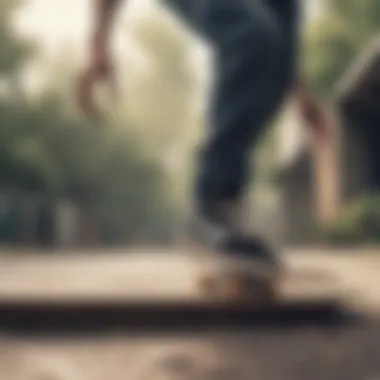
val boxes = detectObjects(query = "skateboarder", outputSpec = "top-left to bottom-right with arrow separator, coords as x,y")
78,0 -> 330,276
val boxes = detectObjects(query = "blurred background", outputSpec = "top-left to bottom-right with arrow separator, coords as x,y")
0,0 -> 379,251
0,2 -> 380,379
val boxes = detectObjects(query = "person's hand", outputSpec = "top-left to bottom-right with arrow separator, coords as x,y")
77,43 -> 116,120
299,95 -> 332,143
295,81 -> 333,144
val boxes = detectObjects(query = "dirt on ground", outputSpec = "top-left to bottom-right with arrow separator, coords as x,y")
1,320 -> 380,380
0,248 -> 379,380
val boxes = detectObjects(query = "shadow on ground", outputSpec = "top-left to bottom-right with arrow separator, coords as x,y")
0,299 -> 363,337
0,301 -> 380,380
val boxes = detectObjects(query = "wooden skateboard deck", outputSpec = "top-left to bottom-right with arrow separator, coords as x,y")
190,242 -> 282,304
198,270 -> 280,304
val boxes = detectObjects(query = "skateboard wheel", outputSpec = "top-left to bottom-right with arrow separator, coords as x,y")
198,274 -> 217,294
224,275 -> 246,299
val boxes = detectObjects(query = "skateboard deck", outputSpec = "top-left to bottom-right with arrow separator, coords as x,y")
190,243 -> 282,304
198,269 -> 280,304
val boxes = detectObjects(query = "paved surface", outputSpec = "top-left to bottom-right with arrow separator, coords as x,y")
1,320 -> 380,380
0,247 -> 379,380
0,247 -> 379,309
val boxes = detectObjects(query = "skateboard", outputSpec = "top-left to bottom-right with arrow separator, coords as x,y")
191,238 -> 282,304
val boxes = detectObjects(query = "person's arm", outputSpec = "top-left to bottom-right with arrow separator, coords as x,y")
92,0 -> 121,55
293,77 -> 332,143
77,0 -> 123,119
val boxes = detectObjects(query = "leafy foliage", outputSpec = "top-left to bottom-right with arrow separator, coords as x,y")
0,0 -> 177,242
319,195 -> 380,245
303,0 -> 380,97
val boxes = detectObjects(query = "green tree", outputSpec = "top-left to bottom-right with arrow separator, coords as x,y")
0,0 -> 178,242
0,0 -> 35,97
126,5 -> 200,152
0,0 -> 47,190
125,5 -> 204,213
303,0 -> 380,97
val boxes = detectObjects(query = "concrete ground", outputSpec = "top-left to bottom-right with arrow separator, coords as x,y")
0,247 -> 379,380
0,247 -> 379,309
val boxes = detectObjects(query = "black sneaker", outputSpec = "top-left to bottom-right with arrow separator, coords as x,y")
188,200 -> 281,274
221,232 -> 281,277
188,200 -> 240,248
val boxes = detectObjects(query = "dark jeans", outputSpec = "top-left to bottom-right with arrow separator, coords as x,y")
165,0 -> 300,213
